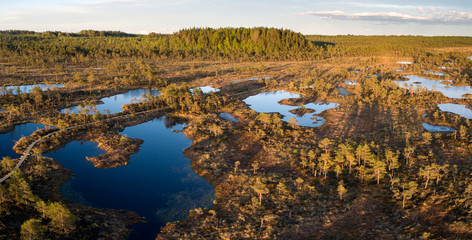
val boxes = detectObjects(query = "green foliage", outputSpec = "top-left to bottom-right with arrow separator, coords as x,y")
253,178 -> 269,205
0,27 -> 315,61
0,167 -> 77,238
46,202 -> 76,234
337,180 -> 347,200
20,219 -> 46,240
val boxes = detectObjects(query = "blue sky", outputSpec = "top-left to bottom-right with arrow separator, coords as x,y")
1,0 -> 471,35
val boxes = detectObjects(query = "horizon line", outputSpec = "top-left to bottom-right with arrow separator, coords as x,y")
2,28 -> 472,37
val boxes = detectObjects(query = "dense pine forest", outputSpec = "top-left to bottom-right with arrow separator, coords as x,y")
1,27 -> 472,239
0,28 -> 313,61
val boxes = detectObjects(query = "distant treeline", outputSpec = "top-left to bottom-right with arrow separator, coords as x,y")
0,30 -> 136,37
307,35 -> 472,57
1,28 -> 471,62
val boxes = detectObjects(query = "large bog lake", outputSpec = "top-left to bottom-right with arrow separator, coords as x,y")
36,117 -> 216,239
0,117 -> 214,240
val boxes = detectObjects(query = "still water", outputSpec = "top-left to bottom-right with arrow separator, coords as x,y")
244,90 -> 338,127
337,87 -> 350,96
0,84 -> 64,95
421,122 -> 455,132
394,75 -> 472,99
344,80 -> 357,86
438,103 -> 472,119
191,86 -> 220,94
45,117 -> 215,239
62,89 -> 160,114
0,123 -> 48,159
219,113 -> 239,122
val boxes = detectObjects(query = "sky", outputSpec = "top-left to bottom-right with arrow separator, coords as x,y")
1,0 -> 471,36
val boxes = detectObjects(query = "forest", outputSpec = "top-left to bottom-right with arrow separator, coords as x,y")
1,27 -> 472,239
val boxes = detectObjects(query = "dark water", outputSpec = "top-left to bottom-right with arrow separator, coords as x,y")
62,89 -> 160,114
0,123 -> 48,160
45,117 -> 215,239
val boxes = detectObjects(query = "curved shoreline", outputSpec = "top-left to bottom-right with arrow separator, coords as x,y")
0,108 -> 161,184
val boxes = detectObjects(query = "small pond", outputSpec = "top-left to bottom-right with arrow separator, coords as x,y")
191,86 -> 220,94
219,113 -> 239,122
45,116 -> 215,239
421,122 -> 455,132
337,87 -> 350,96
243,90 -> 338,128
394,75 -> 472,99
437,103 -> 472,119
0,123 -> 48,160
344,80 -> 357,86
61,89 -> 160,114
0,84 -> 64,95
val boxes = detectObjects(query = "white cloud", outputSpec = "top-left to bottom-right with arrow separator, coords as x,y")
349,2 -> 418,9
295,9 -> 472,25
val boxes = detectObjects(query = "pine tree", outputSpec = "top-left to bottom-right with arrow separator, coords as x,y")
253,178 -> 269,206
337,180 -> 347,201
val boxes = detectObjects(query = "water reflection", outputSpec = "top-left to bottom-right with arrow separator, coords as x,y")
438,103 -> 472,119
424,71 -> 446,76
0,84 -> 64,95
219,113 -> 239,122
394,75 -> 472,99
421,122 -> 455,132
337,87 -> 350,96
191,86 -> 220,94
244,90 -> 338,128
344,80 -> 357,86
45,117 -> 214,240
62,89 -> 160,114
0,123 -> 48,159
